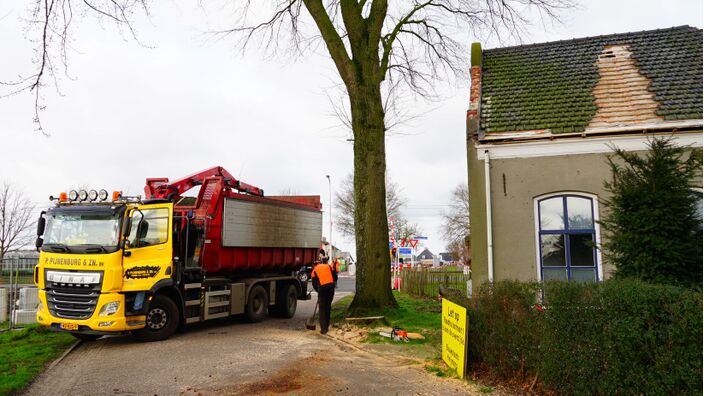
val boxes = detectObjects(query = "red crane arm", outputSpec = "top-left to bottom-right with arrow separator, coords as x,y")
144,166 -> 263,200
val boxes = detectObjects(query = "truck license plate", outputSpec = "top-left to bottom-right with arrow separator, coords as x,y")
60,323 -> 78,331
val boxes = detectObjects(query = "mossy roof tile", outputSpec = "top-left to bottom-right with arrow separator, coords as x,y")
479,26 -> 703,134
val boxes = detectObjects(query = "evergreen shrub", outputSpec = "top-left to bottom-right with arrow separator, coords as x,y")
600,137 -> 702,288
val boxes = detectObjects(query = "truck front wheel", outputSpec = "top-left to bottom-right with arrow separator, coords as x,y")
246,285 -> 268,323
133,295 -> 179,342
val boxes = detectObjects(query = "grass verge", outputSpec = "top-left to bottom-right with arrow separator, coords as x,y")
330,291 -> 442,355
329,292 -> 500,391
0,325 -> 75,396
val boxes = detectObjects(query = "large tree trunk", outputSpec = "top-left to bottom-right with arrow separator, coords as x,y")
348,82 -> 397,313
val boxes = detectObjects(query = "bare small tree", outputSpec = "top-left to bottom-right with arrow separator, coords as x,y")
335,173 -> 406,239
277,186 -> 300,196
0,182 -> 37,259
441,183 -> 470,264
446,236 -> 470,265
395,219 -> 423,243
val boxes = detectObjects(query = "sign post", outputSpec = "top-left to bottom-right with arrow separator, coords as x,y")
441,298 -> 469,379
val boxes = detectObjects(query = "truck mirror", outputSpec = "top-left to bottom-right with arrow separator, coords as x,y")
122,215 -> 132,238
36,211 -> 46,236
35,237 -> 43,250
123,209 -> 143,238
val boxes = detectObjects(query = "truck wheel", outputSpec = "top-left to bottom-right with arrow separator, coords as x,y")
281,284 -> 298,318
246,285 -> 268,323
297,270 -> 309,283
270,284 -> 298,318
71,333 -> 102,341
133,295 -> 179,342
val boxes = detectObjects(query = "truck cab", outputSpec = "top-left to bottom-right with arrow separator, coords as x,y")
35,194 -> 177,341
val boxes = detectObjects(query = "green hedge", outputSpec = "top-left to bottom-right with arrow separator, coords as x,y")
464,279 -> 702,395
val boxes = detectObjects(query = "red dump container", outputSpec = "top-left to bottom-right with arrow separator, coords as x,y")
195,193 -> 322,274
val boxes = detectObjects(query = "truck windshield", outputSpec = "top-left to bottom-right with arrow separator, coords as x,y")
43,208 -> 122,254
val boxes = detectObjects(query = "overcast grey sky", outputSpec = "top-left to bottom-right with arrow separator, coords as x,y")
0,1 -> 701,256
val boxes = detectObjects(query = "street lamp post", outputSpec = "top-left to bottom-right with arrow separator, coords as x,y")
325,175 -> 333,256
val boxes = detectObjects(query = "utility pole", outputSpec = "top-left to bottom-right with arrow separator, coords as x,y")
325,175 -> 332,255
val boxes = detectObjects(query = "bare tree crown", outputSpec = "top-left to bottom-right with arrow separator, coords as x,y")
220,1 -> 571,96
334,173 -> 419,240
6,0 -> 572,133
0,182 -> 37,259
441,182 -> 469,261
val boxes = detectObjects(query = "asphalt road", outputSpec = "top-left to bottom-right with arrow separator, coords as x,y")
24,276 -> 480,396
336,274 -> 356,293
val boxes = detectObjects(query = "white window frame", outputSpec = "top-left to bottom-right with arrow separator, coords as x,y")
533,192 -> 603,282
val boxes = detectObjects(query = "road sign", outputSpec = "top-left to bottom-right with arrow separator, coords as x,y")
442,298 -> 469,379
414,236 -> 428,240
399,247 -> 412,255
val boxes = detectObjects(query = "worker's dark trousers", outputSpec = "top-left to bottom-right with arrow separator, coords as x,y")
318,284 -> 335,333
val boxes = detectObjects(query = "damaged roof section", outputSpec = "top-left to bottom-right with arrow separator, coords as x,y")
587,45 -> 664,129
478,26 -> 703,137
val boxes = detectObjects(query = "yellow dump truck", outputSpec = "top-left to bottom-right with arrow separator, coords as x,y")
34,167 -> 322,341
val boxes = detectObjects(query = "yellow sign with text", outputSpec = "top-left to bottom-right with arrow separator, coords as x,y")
442,298 -> 468,378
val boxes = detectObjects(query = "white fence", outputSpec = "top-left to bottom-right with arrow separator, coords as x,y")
1,257 -> 39,329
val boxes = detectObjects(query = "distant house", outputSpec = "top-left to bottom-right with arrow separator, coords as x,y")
466,26 -> 703,291
416,248 -> 434,261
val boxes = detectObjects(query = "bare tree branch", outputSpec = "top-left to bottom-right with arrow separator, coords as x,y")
441,183 -> 470,263
5,0 -> 573,133
1,0 -> 151,135
334,173 -> 408,240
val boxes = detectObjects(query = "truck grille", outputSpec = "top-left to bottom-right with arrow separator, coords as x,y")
45,270 -> 103,320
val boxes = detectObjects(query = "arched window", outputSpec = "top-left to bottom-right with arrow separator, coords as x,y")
534,194 -> 601,282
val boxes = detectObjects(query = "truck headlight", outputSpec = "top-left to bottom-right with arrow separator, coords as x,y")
99,301 -> 120,316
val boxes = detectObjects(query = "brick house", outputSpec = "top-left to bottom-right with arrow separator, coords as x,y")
466,26 -> 703,291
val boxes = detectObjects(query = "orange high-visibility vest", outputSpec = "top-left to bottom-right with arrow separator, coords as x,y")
312,263 -> 335,286
334,260 -> 341,272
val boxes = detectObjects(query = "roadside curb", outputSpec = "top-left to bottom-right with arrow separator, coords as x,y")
46,340 -> 81,372
21,340 -> 81,395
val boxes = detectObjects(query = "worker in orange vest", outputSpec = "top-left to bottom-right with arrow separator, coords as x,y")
331,257 -> 341,288
311,257 -> 337,334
